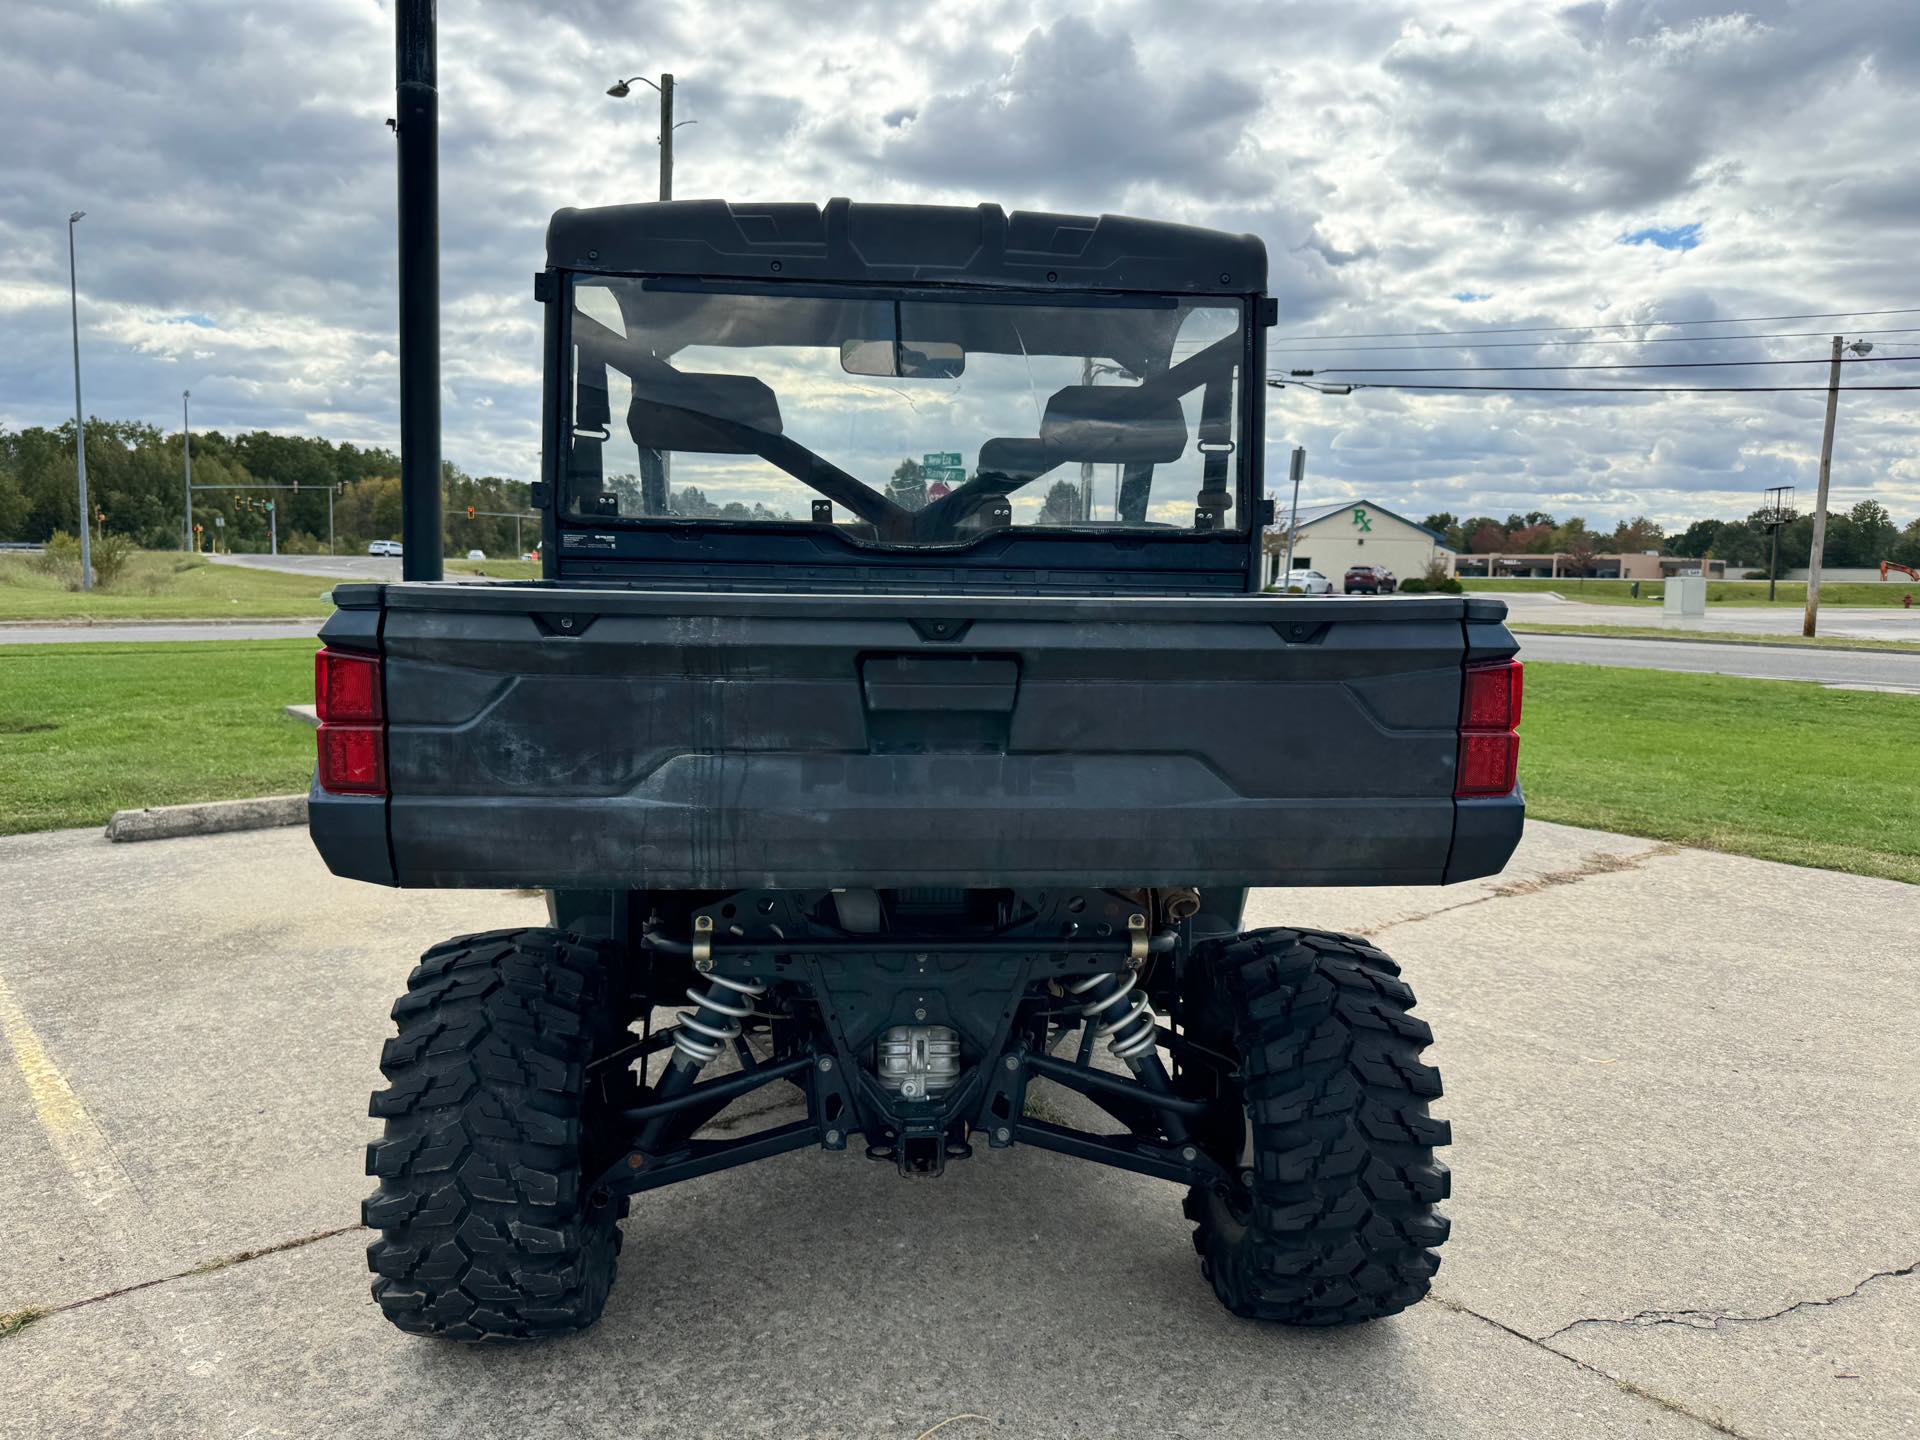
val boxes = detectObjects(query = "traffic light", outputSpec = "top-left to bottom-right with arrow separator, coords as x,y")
467,506 -> 475,520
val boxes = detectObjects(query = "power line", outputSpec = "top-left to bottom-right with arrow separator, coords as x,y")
1272,306 -> 1920,343
1292,353 -> 1920,375
1269,326 -> 1920,356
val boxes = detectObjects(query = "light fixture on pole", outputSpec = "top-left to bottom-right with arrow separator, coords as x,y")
607,73 -> 695,201
67,210 -> 92,590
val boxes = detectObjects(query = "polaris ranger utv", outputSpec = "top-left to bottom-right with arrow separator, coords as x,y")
310,195 -> 1524,1343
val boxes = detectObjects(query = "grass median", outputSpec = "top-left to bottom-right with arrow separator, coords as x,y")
1521,663 -> 1919,884
1464,576 -> 1909,607
0,552 -> 334,621
0,639 -> 316,835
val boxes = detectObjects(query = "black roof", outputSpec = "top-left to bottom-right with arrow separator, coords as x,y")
545,198 -> 1266,295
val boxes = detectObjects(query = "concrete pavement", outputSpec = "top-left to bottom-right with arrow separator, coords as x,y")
212,551 -> 403,581
1,821 -> 1912,1437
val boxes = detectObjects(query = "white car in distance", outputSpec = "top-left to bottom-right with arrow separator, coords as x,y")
1280,568 -> 1333,594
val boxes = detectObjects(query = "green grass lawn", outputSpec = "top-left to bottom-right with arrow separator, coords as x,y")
1521,663 -> 1920,884
1508,622 -> 1920,653
0,640 -> 316,835
0,552 -> 335,620
1464,576 -> 1910,607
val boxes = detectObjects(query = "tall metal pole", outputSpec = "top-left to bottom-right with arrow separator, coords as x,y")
1802,334 -> 1843,637
328,483 -> 336,556
1280,447 -> 1305,588
67,212 -> 92,591
658,73 -> 674,201
395,0 -> 443,581
1768,524 -> 1779,603
182,390 -> 193,552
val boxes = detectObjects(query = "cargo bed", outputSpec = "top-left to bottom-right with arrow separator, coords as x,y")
309,583 -> 1522,891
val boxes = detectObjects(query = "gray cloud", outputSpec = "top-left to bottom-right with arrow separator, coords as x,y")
0,0 -> 1915,530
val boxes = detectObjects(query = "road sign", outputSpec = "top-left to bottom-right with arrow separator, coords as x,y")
923,452 -> 961,469
925,467 -> 966,487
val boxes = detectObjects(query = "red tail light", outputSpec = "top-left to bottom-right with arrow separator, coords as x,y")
1456,659 -> 1522,797
315,648 -> 386,795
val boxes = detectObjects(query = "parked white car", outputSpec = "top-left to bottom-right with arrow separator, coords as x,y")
1280,568 -> 1333,594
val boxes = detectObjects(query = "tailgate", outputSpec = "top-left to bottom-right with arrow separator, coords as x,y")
310,586 -> 1521,889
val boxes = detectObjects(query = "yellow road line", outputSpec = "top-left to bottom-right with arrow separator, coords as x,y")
0,968 -> 138,1215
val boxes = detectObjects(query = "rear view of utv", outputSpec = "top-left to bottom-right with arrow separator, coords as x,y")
310,196 -> 1524,1342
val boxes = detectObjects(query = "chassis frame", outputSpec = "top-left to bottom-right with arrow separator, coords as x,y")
581,886 -> 1244,1213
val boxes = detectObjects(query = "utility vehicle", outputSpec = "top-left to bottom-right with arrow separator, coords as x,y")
316,4 -> 1519,1344
310,193 -> 1524,1342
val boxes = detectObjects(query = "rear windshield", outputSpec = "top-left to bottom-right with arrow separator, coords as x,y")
564,278 -> 1247,547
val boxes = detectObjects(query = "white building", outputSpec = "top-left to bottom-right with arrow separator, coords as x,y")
1263,500 -> 1458,589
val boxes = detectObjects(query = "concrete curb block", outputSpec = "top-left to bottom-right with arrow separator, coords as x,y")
106,794 -> 308,843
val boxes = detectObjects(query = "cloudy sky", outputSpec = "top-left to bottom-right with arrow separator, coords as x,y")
3,0 -> 1917,528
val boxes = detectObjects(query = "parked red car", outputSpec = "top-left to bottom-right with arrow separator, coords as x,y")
1344,564 -> 1398,594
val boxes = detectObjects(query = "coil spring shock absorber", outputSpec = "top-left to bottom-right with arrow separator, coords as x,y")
672,973 -> 766,1064
1069,971 -> 1160,1060
634,972 -> 769,1153
1067,966 -> 1190,1146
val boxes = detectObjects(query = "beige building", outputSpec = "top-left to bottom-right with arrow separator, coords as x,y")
1264,500 -> 1458,589
1454,552 -> 1728,580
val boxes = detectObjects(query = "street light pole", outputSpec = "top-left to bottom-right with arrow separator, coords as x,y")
182,390 -> 193,553
67,211 -> 92,591
658,73 -> 674,201
607,73 -> 695,201
1281,447 -> 1305,588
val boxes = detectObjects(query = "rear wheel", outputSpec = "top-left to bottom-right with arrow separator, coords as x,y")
363,928 -> 638,1341
1180,927 -> 1450,1325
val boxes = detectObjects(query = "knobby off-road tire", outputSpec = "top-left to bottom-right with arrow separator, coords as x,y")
1181,927 -> 1450,1325
364,927 -> 638,1341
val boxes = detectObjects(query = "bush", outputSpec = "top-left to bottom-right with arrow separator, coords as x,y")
1399,577 -> 1428,593
29,530 -> 135,589
1742,570 -> 1767,580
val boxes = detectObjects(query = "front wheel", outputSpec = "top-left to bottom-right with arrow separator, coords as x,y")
1179,928 -> 1451,1325
363,928 -> 636,1341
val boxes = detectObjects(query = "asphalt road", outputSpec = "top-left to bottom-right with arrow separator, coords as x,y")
1,820 -> 1912,1438
212,552 -> 404,581
1515,630 -> 1920,691
1497,591 -> 1920,642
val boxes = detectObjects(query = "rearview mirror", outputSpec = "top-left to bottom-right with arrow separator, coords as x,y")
840,338 -> 966,379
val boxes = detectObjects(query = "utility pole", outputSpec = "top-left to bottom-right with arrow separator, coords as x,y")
395,0 -> 443,581
182,390 -> 193,552
1803,335 -> 1872,636
67,211 -> 92,591
328,482 -> 337,556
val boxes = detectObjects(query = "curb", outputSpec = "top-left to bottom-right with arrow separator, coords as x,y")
105,794 -> 308,843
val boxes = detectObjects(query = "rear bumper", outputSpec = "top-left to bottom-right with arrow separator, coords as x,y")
311,767 -> 1523,891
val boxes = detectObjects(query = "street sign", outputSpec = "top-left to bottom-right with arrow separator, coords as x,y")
923,452 -> 961,469
924,467 -> 966,487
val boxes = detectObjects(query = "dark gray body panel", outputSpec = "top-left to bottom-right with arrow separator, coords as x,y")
309,584 -> 1523,891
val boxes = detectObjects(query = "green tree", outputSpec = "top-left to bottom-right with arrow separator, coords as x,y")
885,459 -> 927,511
1038,479 -> 1081,525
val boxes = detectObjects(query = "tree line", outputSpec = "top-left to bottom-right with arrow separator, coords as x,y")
1420,503 -> 1920,576
0,420 -> 535,558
